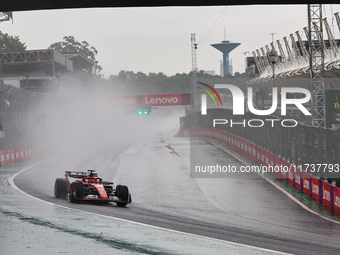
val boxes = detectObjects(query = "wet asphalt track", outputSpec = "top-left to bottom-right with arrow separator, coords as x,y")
14,139 -> 340,255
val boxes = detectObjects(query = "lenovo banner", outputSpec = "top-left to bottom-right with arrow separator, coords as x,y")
142,94 -> 184,106
109,95 -> 138,108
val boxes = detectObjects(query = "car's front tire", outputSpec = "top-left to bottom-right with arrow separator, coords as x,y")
115,185 -> 131,207
69,182 -> 83,203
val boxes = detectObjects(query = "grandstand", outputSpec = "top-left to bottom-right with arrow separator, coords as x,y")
247,12 -> 340,128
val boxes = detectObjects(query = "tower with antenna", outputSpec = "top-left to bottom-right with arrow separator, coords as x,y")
191,33 -> 198,84
191,33 -> 199,111
211,31 -> 240,76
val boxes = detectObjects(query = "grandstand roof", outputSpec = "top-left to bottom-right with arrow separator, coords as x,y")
62,52 -> 95,72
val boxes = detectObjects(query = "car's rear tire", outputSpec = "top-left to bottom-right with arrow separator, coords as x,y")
54,178 -> 69,198
69,182 -> 83,203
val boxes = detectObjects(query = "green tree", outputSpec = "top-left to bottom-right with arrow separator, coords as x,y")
108,70 -> 249,95
0,30 -> 26,52
48,36 -> 102,74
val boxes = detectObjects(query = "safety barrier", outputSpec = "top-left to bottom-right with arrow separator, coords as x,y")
0,84 -> 49,154
184,109 -> 340,182
0,145 -> 42,167
188,126 -> 340,216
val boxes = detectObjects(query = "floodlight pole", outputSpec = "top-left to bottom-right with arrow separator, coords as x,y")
0,61 -> 3,151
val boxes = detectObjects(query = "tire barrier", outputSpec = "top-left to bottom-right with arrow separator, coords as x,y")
188,126 -> 340,216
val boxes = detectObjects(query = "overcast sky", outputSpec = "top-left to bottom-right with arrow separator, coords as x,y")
1,4 -> 340,78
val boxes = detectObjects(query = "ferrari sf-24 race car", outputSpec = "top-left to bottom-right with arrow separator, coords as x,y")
54,170 -> 131,207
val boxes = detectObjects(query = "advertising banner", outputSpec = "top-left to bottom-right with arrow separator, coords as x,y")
302,172 -> 311,197
10,149 -> 15,164
252,144 -> 257,165
25,147 -> 29,159
0,151 -> 5,166
333,186 -> 340,214
269,152 -> 275,176
240,138 -> 245,156
264,150 -> 270,167
108,95 -> 138,108
295,167 -> 302,191
311,177 -> 322,203
15,149 -> 20,162
261,148 -> 265,166
20,148 -> 24,161
5,149 -> 10,165
231,135 -> 236,153
275,156 -> 281,180
287,162 -> 295,186
245,141 -> 250,161
323,181 -> 332,209
225,132 -> 230,148
256,146 -> 261,165
142,93 -> 183,107
280,159 -> 288,183
237,137 -> 241,155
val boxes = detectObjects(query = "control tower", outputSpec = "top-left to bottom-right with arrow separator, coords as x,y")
211,40 -> 240,76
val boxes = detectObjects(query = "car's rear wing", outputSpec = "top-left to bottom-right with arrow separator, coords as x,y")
64,170 -> 113,185
65,171 -> 88,179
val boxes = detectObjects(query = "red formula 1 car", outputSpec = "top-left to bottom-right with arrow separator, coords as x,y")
54,170 -> 131,207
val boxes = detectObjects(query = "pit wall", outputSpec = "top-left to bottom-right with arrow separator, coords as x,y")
188,126 -> 340,216
0,145 -> 43,166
